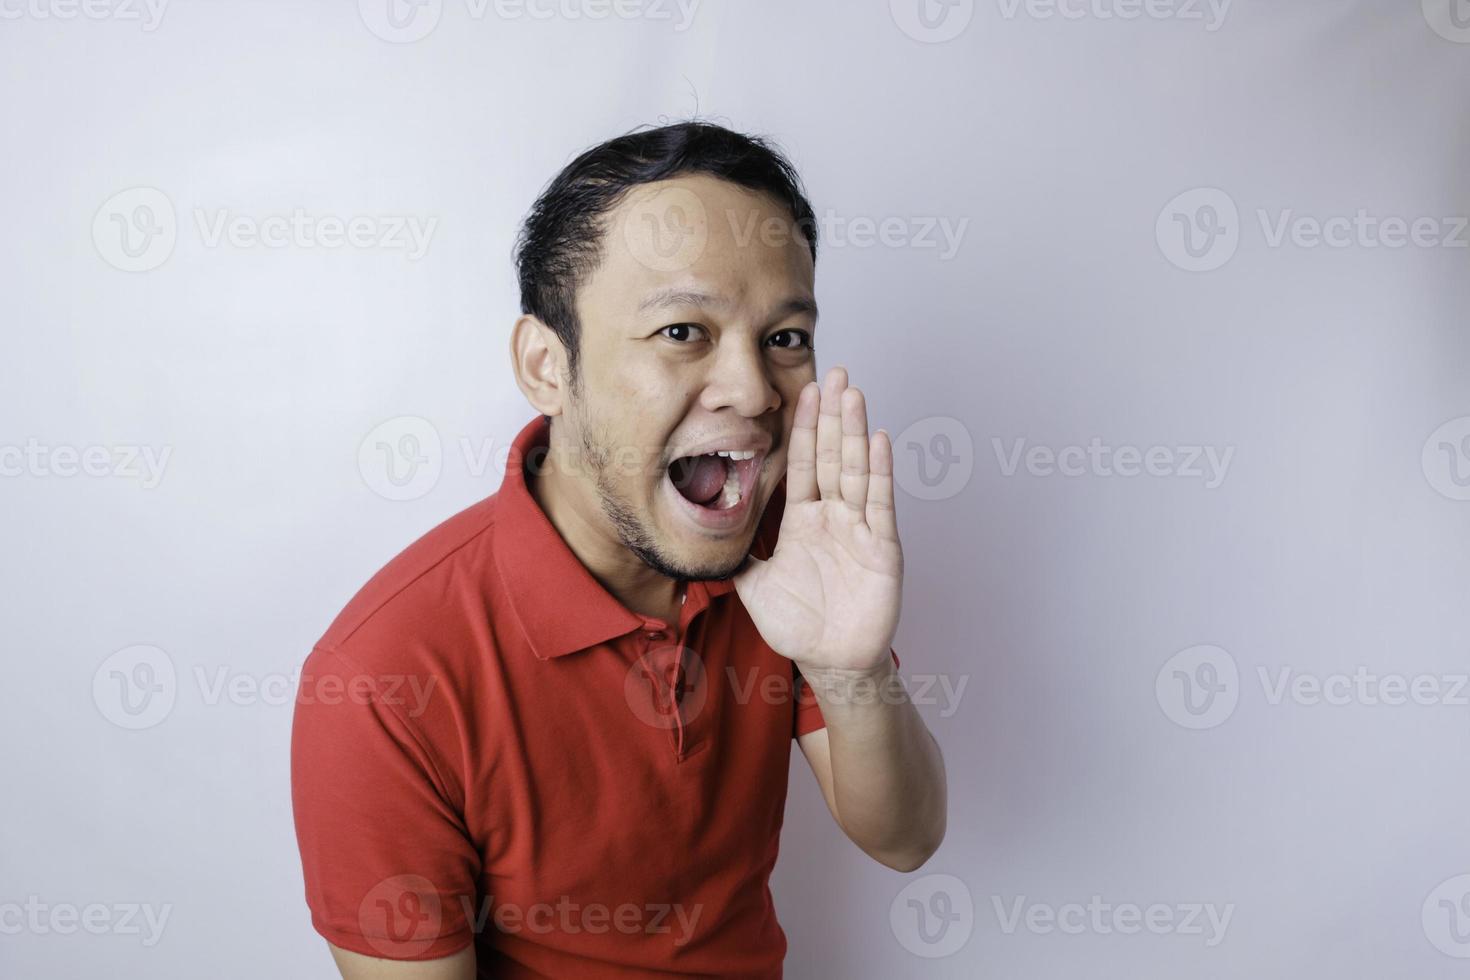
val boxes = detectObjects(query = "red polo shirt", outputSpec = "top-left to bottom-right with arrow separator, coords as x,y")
291,415 -> 866,978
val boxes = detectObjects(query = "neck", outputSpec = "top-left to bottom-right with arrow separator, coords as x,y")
527,438 -> 683,626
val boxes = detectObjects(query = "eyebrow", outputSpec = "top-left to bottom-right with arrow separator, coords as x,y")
637,288 -> 819,324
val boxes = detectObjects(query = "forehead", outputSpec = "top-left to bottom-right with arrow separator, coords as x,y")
577,173 -> 815,322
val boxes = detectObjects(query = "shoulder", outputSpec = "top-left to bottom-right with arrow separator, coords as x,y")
313,492 -> 503,674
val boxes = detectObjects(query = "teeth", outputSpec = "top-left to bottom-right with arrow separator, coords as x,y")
720,458 -> 741,508
713,450 -> 756,460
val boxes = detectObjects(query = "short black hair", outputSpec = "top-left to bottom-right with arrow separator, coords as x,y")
512,120 -> 818,386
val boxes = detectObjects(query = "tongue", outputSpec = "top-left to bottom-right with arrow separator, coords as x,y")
671,454 -> 728,506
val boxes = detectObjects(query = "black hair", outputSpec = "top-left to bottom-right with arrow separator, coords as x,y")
512,120 -> 818,387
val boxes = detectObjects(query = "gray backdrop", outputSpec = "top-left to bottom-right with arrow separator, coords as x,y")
3,0 -> 1469,976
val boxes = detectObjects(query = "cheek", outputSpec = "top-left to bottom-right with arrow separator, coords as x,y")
610,443 -> 656,486
620,376 -> 695,432
615,368 -> 691,418
603,397 -> 687,485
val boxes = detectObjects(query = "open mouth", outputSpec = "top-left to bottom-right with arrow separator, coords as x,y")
666,450 -> 763,515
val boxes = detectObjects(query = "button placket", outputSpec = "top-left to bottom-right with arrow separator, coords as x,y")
626,585 -> 714,763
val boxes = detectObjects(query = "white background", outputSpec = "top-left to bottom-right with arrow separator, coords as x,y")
3,0 -> 1469,976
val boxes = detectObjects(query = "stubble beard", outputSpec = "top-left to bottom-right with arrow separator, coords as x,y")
572,398 -> 751,583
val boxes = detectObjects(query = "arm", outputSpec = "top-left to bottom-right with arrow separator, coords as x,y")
735,365 -> 948,871
328,944 -> 475,980
291,649 -> 482,974
797,665 -> 947,871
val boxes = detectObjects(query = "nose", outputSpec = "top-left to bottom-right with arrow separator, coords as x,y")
698,340 -> 781,418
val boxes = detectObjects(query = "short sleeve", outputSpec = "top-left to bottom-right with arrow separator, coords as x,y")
792,648 -> 902,739
290,646 -> 479,960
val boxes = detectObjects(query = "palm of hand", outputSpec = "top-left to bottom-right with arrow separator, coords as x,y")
734,366 -> 904,672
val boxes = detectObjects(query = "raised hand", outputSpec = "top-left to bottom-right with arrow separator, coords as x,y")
733,365 -> 903,674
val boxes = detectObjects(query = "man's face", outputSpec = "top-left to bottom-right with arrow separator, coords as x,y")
561,173 -> 817,581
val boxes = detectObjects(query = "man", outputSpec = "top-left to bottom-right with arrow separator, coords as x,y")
291,121 -> 947,979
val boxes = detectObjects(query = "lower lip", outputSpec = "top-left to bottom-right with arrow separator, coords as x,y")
662,463 -> 759,533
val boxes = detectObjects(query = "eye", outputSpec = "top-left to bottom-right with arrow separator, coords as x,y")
766,329 -> 814,351
657,323 -> 708,343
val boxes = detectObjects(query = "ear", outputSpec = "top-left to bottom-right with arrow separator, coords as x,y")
510,314 -> 569,418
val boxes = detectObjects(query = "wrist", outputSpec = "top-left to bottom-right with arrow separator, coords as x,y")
797,658 -> 901,708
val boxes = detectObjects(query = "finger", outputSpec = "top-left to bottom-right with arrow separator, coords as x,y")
839,385 -> 869,516
866,428 -> 899,542
785,381 -> 820,505
815,365 -> 847,501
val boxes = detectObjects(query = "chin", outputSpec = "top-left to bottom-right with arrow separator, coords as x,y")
650,495 -> 761,578
672,547 -> 753,583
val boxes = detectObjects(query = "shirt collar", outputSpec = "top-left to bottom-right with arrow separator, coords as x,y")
491,415 -> 785,660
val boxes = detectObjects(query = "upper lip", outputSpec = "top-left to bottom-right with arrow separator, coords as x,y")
670,433 -> 774,460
